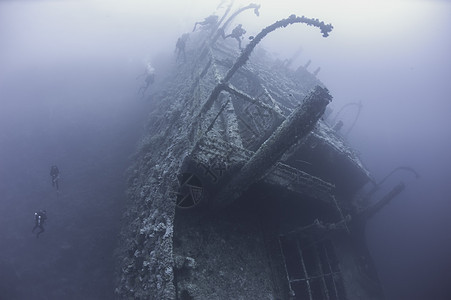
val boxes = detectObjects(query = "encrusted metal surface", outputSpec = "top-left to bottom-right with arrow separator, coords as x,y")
264,162 -> 335,204
116,8 -> 384,299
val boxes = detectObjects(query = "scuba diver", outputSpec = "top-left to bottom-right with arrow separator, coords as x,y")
192,15 -> 218,32
50,165 -> 59,190
137,63 -> 155,97
224,24 -> 246,50
175,33 -> 189,62
32,210 -> 47,238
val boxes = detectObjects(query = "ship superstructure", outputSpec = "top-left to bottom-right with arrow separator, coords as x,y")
116,4 -> 404,299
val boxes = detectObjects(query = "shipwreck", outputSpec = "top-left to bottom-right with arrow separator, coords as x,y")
116,3 -> 407,299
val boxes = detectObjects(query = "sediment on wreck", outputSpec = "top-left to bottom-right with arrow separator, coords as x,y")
114,11 -> 335,299
115,6 -> 398,299
114,55 -> 199,299
114,23 -> 236,297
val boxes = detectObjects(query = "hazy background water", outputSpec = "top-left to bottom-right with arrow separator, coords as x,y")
0,56 -> 147,298
1,1 -> 450,299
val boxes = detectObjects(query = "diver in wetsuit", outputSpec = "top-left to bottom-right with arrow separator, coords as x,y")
175,33 -> 189,62
138,64 -> 155,97
224,24 -> 246,49
32,210 -> 47,238
50,165 -> 59,190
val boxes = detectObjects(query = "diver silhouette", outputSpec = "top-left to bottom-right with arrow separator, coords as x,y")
32,210 -> 47,238
50,165 -> 59,190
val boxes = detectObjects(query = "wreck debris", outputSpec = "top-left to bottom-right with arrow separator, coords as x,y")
176,173 -> 203,209
359,182 -> 406,221
313,67 -> 321,76
332,120 -> 344,132
366,165 -> 419,198
278,234 -> 347,300
330,101 -> 363,137
283,47 -> 303,68
212,86 -> 332,208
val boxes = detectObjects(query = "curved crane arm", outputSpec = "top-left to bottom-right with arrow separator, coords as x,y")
223,14 -> 333,82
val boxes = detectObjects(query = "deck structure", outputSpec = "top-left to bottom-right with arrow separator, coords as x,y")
116,5 -> 403,299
